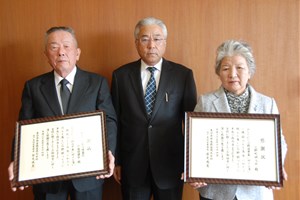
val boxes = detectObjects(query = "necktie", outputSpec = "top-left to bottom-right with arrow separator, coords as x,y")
60,79 -> 70,114
144,67 -> 157,118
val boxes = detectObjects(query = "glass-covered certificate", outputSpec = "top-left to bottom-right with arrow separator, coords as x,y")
184,112 -> 283,187
13,110 -> 108,187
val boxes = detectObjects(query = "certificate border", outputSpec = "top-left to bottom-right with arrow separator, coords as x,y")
13,110 -> 108,187
184,112 -> 283,187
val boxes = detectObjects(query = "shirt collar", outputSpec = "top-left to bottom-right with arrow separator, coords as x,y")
224,85 -> 251,113
141,58 -> 163,71
54,66 -> 77,86
224,85 -> 250,98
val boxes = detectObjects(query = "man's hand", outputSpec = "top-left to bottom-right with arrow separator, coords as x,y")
8,162 -> 28,191
96,150 -> 115,179
113,166 -> 121,184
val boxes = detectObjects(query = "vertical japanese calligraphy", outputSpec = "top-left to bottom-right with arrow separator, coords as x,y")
17,114 -> 105,182
188,117 -> 279,183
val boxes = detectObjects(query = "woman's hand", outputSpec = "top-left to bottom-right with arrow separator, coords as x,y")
267,167 -> 288,190
188,181 -> 207,189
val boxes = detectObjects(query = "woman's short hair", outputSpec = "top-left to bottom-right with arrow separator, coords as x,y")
134,17 -> 168,39
215,40 -> 256,77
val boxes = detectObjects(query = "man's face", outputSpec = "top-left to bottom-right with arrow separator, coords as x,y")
44,30 -> 81,77
135,24 -> 166,66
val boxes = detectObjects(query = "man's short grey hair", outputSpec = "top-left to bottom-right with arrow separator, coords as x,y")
134,17 -> 168,39
215,40 -> 256,77
45,26 -> 78,49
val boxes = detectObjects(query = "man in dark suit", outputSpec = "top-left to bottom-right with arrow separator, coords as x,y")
8,26 -> 117,200
112,17 -> 197,200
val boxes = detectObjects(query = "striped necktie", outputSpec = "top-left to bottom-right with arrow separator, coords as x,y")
144,67 -> 157,118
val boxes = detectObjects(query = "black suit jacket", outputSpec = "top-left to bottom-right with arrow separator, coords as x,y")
111,59 -> 197,189
13,67 -> 117,193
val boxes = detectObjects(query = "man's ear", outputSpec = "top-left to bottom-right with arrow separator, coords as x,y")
76,48 -> 81,60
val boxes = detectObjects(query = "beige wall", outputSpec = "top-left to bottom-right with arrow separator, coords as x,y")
0,0 -> 299,199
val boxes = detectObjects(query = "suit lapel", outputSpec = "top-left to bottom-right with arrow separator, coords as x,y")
150,59 -> 172,119
40,72 -> 62,115
248,85 -> 260,113
128,61 -> 149,116
212,87 -> 231,112
213,85 -> 261,113
67,68 -> 88,113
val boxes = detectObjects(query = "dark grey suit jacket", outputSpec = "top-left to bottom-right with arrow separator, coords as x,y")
111,59 -> 197,189
13,67 -> 117,193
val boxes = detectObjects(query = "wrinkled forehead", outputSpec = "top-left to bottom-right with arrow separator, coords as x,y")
222,55 -> 247,63
45,30 -> 77,47
138,24 -> 164,38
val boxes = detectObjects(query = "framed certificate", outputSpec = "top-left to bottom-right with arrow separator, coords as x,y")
184,112 -> 283,187
13,110 -> 108,187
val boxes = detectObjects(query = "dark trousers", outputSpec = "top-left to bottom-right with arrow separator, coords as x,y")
33,181 -> 103,200
122,169 -> 183,200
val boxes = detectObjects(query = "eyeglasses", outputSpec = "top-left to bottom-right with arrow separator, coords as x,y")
138,37 -> 166,46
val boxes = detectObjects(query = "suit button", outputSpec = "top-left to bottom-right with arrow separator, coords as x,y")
148,125 -> 152,128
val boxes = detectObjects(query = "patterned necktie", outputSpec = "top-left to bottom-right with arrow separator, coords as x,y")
60,79 -> 70,114
144,67 -> 157,118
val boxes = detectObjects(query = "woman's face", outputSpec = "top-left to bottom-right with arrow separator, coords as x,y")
218,55 -> 251,95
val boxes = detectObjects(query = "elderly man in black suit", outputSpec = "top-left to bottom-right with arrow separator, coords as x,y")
112,17 -> 197,200
8,26 -> 117,200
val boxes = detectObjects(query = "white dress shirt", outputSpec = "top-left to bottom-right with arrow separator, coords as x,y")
140,59 -> 162,95
54,66 -> 77,114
